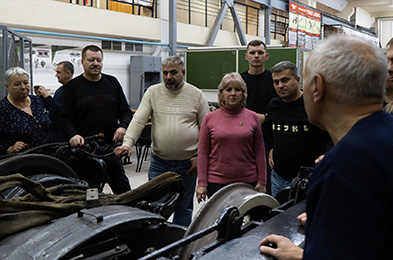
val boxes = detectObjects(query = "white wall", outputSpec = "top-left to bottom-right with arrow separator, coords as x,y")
0,0 -> 161,41
32,47 -> 145,103
0,0 -> 266,104
355,7 -> 373,29
0,0 -> 255,47
378,19 -> 393,47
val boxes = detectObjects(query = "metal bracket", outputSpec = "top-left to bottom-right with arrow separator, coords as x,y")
77,209 -> 104,224
138,206 -> 241,260
86,188 -> 100,208
206,0 -> 247,46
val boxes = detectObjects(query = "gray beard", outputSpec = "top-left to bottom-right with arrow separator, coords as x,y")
164,81 -> 183,90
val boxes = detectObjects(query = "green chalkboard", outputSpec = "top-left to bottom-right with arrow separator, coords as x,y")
186,47 -> 298,90
186,50 -> 237,90
238,48 -> 298,72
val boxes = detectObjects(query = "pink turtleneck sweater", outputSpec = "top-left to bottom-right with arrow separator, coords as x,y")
197,106 -> 266,187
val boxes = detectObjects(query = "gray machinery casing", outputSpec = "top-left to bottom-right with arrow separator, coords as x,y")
129,55 -> 162,109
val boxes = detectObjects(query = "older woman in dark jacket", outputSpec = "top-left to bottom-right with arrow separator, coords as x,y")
0,67 -> 51,155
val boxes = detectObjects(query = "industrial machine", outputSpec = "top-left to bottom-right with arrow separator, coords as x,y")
0,143 -> 310,260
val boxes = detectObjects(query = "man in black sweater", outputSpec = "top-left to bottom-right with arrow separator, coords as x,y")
60,45 -> 132,194
264,61 -> 328,196
34,61 -> 74,142
241,39 -> 277,124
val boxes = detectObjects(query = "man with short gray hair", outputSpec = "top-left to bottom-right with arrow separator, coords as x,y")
384,38 -> 393,113
115,55 -> 210,226
260,35 -> 393,260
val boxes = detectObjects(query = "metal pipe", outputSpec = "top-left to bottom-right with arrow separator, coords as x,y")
205,0 -> 208,27
169,0 -> 178,54
264,5 -> 271,45
12,28 -> 169,47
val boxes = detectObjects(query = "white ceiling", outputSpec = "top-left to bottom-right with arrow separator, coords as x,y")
347,0 -> 393,17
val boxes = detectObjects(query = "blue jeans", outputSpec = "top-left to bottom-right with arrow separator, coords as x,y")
148,153 -> 196,227
271,169 -> 292,197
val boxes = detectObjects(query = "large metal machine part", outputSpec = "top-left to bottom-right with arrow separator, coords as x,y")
0,136 -> 120,192
0,181 -> 306,260
0,143 -> 310,259
180,183 -> 280,260
198,200 -> 306,260
0,153 -> 78,179
0,205 -> 186,260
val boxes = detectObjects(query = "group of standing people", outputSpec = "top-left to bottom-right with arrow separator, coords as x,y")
0,38 -> 329,227
113,39 -> 329,226
3,36 -> 393,257
0,45 -> 132,195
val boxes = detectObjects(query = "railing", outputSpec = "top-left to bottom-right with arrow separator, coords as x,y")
62,0 -> 261,36
270,12 -> 288,41
177,0 -> 259,36
108,0 -> 158,18
64,0 -> 157,18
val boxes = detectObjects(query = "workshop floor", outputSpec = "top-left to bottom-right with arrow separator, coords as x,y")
103,146 -> 206,221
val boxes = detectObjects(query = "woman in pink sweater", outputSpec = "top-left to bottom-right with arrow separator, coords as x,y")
196,72 -> 267,203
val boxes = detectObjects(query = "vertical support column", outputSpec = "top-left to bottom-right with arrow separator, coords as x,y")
264,5 -> 271,45
0,27 -> 7,98
169,0 -> 177,55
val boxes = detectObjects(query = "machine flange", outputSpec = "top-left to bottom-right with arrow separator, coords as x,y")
180,183 -> 279,259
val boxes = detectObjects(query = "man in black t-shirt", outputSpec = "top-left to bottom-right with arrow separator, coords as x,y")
264,61 -> 328,196
241,39 -> 277,123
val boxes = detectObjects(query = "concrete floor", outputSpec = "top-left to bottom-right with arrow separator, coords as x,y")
103,146 -> 206,221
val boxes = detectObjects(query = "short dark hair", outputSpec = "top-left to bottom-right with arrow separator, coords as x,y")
58,61 -> 74,75
247,39 -> 267,51
271,61 -> 298,78
82,45 -> 103,59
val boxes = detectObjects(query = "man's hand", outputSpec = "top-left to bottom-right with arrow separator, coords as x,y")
268,149 -> 274,169
69,135 -> 84,147
34,85 -> 50,98
315,154 -> 325,164
196,186 -> 207,203
114,145 -> 132,158
113,127 -> 127,143
297,212 -> 307,226
255,183 -> 266,193
185,156 -> 197,177
260,234 -> 303,260
7,141 -> 28,154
